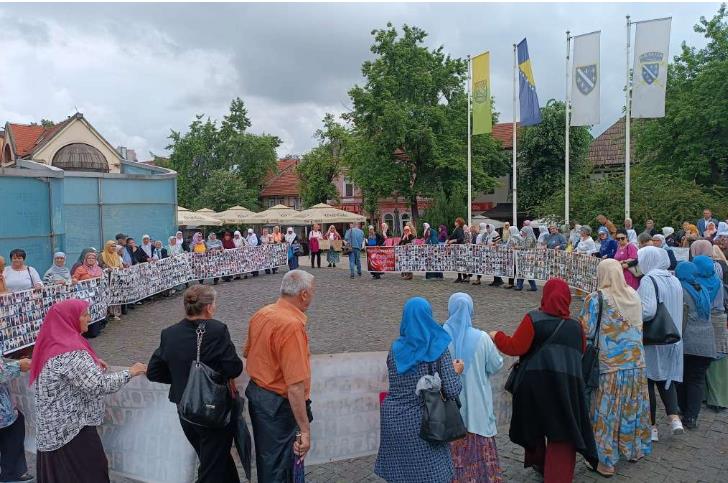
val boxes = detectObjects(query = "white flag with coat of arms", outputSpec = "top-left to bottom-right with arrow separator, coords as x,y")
632,18 -> 671,118
570,31 -> 600,126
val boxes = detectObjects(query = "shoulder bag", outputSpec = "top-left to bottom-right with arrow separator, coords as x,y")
178,322 -> 232,428
419,359 -> 467,443
643,276 -> 681,345
582,292 -> 603,391
505,317 -> 566,394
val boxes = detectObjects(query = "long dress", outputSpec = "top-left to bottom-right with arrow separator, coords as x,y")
578,292 -> 652,470
614,244 -> 640,290
374,349 -> 461,483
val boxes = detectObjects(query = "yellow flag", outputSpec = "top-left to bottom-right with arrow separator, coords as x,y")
471,51 -> 492,135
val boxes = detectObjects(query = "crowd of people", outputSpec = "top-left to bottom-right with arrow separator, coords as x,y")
0,208 -> 727,482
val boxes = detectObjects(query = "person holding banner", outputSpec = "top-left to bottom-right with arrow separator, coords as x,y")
367,226 -> 385,280
447,217 -> 467,284
326,225 -> 341,268
32,299 -> 147,483
2,249 -> 43,292
308,224 -> 323,269
423,223 -> 442,280
0,348 -> 33,482
398,225 -> 415,281
43,252 -> 73,285
515,226 -> 538,292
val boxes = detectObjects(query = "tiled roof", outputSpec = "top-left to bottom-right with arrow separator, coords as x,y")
8,123 -> 46,156
492,122 -> 516,149
588,117 -> 636,168
261,158 -> 301,197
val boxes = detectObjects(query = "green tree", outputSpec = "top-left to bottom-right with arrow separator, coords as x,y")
296,114 -> 351,207
195,170 -> 260,212
166,97 -> 280,210
422,187 -> 467,234
537,167 -> 728,228
634,4 -> 728,187
517,100 -> 592,214
346,23 -> 508,222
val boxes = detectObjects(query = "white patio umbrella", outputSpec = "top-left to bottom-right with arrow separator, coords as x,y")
471,215 -> 504,229
177,206 -> 222,226
299,203 -> 366,224
247,204 -> 306,225
215,205 -> 257,225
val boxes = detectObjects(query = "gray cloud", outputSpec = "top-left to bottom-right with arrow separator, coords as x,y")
0,3 -> 718,158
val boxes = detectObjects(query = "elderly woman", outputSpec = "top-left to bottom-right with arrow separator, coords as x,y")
663,227 -> 678,247
0,344 -> 32,482
704,222 -> 718,241
575,226 -> 597,256
597,227 -> 618,259
444,293 -> 503,481
99,241 -> 124,319
398,225 -> 416,281
652,234 -> 677,270
680,222 -> 699,248
191,232 -> 207,254
515,226 -> 538,292
674,259 -> 717,429
447,217 -> 467,284
285,227 -> 300,270
423,223 -> 442,280
32,300 -> 146,482
325,225 -> 341,268
637,246 -> 685,440
578,260 -> 651,476
308,224 -> 324,269
1,249 -> 43,292
43,252 -> 72,285
139,235 -> 154,260
714,222 -> 728,257
74,251 -> 103,282
624,218 -> 638,244
614,229 -> 640,289
175,231 -> 189,252
374,297 -> 462,483
167,236 -> 184,256
503,226 -> 522,289
492,279 -> 598,480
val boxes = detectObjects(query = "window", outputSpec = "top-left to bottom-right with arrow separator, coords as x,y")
344,178 -> 354,198
384,214 -> 394,230
266,197 -> 283,208
400,213 -> 410,233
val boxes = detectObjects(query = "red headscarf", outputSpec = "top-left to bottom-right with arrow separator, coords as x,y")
539,278 -> 571,319
29,299 -> 102,385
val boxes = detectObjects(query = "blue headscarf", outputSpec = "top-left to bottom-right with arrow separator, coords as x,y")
443,293 -> 481,373
693,255 -> 721,303
675,262 -> 711,320
392,297 -> 451,374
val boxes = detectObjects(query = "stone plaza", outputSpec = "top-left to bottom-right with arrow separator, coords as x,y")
84,267 -> 728,482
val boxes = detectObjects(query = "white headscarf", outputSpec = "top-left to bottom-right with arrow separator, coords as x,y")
638,245 -> 670,275
233,230 -> 245,248
479,223 -> 487,233
285,228 -> 296,244
141,235 -> 153,257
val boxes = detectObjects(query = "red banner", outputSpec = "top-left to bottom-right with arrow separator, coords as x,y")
366,247 -> 396,272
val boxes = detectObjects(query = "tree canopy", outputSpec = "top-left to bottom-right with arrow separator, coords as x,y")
345,23 -> 508,222
166,98 -> 280,211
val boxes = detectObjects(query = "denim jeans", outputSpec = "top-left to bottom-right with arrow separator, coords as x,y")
516,279 -> 537,290
348,250 -> 361,275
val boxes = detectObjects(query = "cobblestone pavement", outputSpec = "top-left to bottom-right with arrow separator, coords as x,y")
84,267 -> 728,482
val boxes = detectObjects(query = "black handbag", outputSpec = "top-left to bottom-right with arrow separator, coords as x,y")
582,291 -> 603,391
505,318 -> 566,394
419,361 -> 467,443
643,276 -> 681,346
178,323 -> 232,428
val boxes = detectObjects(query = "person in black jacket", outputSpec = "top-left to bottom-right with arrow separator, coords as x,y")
126,238 -> 149,265
447,217 -> 466,283
147,285 -> 243,483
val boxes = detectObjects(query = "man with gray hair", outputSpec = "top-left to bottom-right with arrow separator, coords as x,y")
244,269 -> 315,480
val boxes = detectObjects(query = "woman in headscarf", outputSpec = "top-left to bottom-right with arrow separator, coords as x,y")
398,225 -> 415,280
515,226 -> 538,291
578,260 -> 651,476
482,224 -> 504,287
205,233 -> 223,285
140,235 -> 154,259
503,226 -> 522,289
73,251 -> 103,282
662,227 -> 678,247
325,225 -> 341,268
470,224 -> 489,286
714,222 -> 728,257
438,224 -> 448,243
232,230 -> 246,249
175,231 -> 189,252
44,252 -> 72,285
444,293 -> 503,482
704,221 -> 718,241
652,234 -> 677,270
285,227 -> 299,270
219,232 -> 236,282
98,241 -> 124,319
637,246 -> 685,440
0,343 -> 31,481
624,218 -> 638,245
423,223 -> 442,280
191,232 -> 207,254
707,245 -> 728,412
166,236 -> 184,256
674,259 -> 716,429
614,228 -> 640,289
70,248 -> 96,277
32,300 -> 146,483
491,279 -> 598,480
597,227 -> 618,259
374,297 -> 462,483
680,222 -> 699,248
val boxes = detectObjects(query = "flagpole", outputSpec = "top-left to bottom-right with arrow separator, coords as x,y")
512,44 -> 518,227
625,15 -> 632,220
565,31 -> 571,226
467,54 -> 472,226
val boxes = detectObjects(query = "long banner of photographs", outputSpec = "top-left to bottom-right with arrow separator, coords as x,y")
0,278 -> 109,354
1,245 -> 288,354
366,245 -> 600,292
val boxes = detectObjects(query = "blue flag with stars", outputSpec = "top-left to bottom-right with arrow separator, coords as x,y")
517,38 -> 541,126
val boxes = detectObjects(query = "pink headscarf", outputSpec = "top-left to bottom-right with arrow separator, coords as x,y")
29,299 -> 102,384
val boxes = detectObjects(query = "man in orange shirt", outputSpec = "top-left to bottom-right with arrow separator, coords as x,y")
244,269 -> 315,482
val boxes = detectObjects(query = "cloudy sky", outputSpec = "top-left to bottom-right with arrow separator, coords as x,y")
0,2 -> 720,159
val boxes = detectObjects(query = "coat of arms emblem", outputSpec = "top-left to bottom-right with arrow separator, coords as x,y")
640,51 -> 663,85
575,65 -> 597,95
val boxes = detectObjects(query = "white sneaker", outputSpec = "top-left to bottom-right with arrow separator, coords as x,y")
651,426 -> 659,442
671,418 -> 684,435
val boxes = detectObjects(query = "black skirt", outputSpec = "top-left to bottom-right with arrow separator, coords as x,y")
37,426 -> 109,483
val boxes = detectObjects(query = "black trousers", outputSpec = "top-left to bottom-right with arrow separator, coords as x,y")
0,411 -> 27,481
676,355 -> 713,420
246,381 -> 307,483
648,378 -> 680,424
310,251 -> 321,268
179,417 -> 239,483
